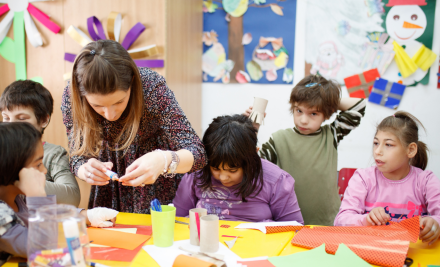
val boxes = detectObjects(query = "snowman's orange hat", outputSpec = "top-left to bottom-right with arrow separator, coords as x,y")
386,0 -> 427,6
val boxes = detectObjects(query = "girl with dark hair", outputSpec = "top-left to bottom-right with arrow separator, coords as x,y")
173,115 -> 303,223
335,112 -> 440,244
62,40 -> 207,213
0,123 -> 117,264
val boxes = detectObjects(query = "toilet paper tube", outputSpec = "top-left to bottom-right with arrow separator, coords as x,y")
200,215 -> 219,253
249,97 -> 268,125
189,208 -> 207,246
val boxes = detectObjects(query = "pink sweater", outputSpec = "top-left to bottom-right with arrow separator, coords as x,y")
334,166 -> 440,226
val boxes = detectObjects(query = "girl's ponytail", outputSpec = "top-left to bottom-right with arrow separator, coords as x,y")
377,111 -> 428,170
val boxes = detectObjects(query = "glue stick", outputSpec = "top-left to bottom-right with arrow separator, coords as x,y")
105,170 -> 119,181
63,219 -> 87,267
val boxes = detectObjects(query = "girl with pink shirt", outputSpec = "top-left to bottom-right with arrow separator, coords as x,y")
334,111 -> 440,245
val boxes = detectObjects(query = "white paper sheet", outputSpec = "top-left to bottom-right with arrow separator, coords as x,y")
143,239 -> 242,267
234,221 -> 303,234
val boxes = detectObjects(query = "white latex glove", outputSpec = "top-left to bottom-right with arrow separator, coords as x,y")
87,207 -> 119,227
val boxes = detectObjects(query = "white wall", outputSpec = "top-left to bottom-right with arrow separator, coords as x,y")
201,1 -> 440,176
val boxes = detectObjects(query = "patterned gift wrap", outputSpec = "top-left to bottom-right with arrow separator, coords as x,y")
368,78 -> 406,109
344,68 -> 380,98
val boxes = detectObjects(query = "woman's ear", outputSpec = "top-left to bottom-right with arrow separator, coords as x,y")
407,142 -> 418,159
40,115 -> 51,129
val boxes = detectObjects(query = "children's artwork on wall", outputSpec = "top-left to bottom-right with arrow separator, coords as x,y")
305,0 -> 383,84
0,0 -> 61,83
381,0 -> 437,86
202,0 -> 297,84
64,12 -> 163,80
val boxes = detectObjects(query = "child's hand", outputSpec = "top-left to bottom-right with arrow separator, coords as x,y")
366,207 -> 390,226
420,217 -> 440,245
86,207 -> 119,227
15,168 -> 46,197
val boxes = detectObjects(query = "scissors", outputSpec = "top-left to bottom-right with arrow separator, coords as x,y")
404,257 -> 413,267
150,198 -> 162,212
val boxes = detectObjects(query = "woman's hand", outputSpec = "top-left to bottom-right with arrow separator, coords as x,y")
15,168 -> 46,197
366,207 -> 390,226
118,151 -> 166,187
78,159 -> 113,185
420,216 -> 440,245
81,208 -> 118,228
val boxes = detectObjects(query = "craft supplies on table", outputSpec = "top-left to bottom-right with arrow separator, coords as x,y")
151,201 -> 176,247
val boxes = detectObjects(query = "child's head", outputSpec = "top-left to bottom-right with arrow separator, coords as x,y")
198,114 -> 263,201
0,80 -> 53,133
289,74 -> 341,134
0,122 -> 46,187
374,111 -> 428,174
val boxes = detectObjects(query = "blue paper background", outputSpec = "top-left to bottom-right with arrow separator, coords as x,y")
203,0 -> 297,84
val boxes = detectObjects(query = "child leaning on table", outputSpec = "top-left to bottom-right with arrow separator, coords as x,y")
0,122 -> 118,264
244,74 -> 366,226
173,114 -> 304,223
0,80 -> 80,206
334,112 -> 440,245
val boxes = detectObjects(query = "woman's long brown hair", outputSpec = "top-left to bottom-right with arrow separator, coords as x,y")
70,40 -> 144,157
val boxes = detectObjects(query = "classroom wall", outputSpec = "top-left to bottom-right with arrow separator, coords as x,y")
201,0 -> 440,176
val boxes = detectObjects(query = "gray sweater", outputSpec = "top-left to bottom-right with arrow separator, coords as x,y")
43,142 -> 80,207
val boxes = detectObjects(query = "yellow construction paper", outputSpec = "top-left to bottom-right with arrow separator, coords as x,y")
393,41 -> 417,78
229,0 -> 249,17
412,44 -> 437,72
274,52 -> 288,68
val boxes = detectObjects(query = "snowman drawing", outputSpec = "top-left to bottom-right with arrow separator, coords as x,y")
382,0 -> 432,85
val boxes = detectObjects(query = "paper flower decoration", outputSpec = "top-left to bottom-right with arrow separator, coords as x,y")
64,12 -> 163,73
0,0 -> 61,81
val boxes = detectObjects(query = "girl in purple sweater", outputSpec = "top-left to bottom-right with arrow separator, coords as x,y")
335,111 -> 440,245
173,115 -> 303,223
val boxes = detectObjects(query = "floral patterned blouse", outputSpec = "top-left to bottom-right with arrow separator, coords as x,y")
62,68 -> 207,213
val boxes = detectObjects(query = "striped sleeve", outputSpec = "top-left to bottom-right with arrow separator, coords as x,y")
259,137 -> 278,165
330,99 -> 366,148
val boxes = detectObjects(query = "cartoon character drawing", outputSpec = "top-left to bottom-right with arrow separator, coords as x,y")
310,41 -> 344,79
198,185 -> 242,220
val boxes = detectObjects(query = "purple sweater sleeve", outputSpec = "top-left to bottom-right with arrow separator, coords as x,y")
270,173 -> 304,224
0,195 -> 56,258
334,170 -> 369,226
424,172 -> 440,225
173,173 -> 199,217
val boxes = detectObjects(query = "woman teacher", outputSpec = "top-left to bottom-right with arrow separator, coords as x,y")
62,40 -> 207,213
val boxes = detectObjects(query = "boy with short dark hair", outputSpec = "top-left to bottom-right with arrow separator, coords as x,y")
245,74 -> 366,226
0,80 -> 80,206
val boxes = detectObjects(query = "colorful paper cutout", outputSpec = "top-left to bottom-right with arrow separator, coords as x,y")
365,0 -> 384,16
344,68 -> 380,98
237,260 -> 275,267
87,227 -> 150,250
269,244 -> 370,267
242,32 -> 252,45
246,60 -> 263,81
89,224 -> 152,262
369,78 -> 406,109
235,221 -> 303,234
235,70 -> 250,83
173,254 -> 215,267
220,224 -> 231,228
282,68 -> 293,83
65,12 -> 163,69
359,33 -> 395,75
290,217 -> 420,267
224,237 -> 237,249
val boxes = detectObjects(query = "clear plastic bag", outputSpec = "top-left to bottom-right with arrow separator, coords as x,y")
27,204 -> 90,267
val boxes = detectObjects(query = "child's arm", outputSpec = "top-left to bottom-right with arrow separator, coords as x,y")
173,173 -> 199,217
270,172 -> 304,224
44,146 -> 81,207
330,98 -> 366,148
424,172 -> 440,224
259,137 -> 278,164
334,170 -> 369,226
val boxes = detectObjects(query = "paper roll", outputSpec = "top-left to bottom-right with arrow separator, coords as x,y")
107,12 -> 122,42
128,44 -> 160,59
249,97 -> 268,125
200,215 -> 219,253
189,208 -> 207,246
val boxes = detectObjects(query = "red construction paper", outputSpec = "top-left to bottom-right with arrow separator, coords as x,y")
27,3 -> 61,34
0,4 -> 9,17
265,225 -> 310,234
344,68 -> 380,98
89,224 -> 152,262
291,217 -> 420,267
237,260 -> 276,267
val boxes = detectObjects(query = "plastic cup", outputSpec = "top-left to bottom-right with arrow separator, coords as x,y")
150,205 -> 176,247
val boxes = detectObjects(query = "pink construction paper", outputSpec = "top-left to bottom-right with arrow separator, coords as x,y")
27,3 -> 61,34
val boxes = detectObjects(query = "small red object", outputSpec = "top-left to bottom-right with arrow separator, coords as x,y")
195,212 -> 201,241
386,0 -> 427,7
338,168 -> 357,200
222,235 -> 243,238
220,224 -> 231,228
344,69 -> 380,98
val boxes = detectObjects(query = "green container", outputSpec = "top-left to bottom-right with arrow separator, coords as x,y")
150,205 -> 176,247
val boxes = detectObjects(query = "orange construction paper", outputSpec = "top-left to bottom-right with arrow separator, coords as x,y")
172,255 -> 215,267
266,225 -> 310,234
291,217 -> 420,267
87,227 -> 150,250
89,224 -> 152,262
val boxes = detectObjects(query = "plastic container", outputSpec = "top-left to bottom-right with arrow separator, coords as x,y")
28,204 -> 90,267
150,205 -> 176,247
